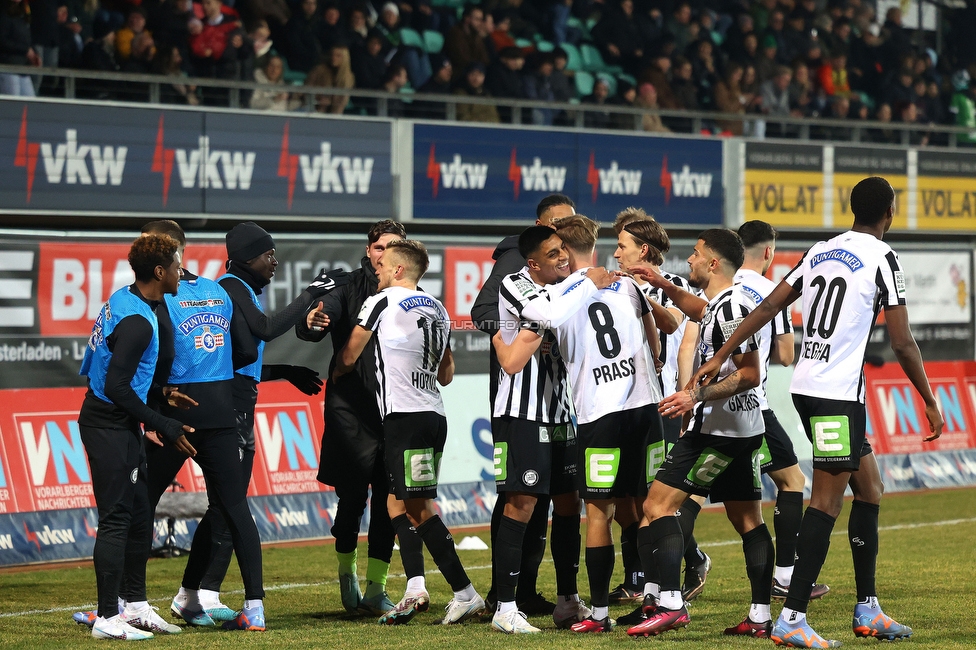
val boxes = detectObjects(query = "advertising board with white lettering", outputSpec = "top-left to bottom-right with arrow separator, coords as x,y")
743,142 -> 824,228
0,99 -> 392,218
413,124 -> 723,225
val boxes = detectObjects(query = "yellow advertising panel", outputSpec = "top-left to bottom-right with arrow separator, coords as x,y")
915,150 -> 976,231
833,173 -> 909,230
743,169 -> 824,227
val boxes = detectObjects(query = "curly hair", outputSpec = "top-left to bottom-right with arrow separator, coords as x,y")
129,234 -> 179,282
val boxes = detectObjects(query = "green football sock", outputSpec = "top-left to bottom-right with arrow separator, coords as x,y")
337,549 -> 357,576
364,558 -> 390,597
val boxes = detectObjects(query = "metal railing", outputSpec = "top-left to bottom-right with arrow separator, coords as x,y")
3,63 -> 976,147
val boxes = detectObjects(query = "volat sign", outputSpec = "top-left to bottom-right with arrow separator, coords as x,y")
37,241 -> 227,337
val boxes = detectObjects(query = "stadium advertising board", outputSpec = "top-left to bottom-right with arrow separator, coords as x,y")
833,147 -> 909,229
743,142 -> 824,228
0,99 -> 392,219
412,124 -> 723,225
915,150 -> 976,231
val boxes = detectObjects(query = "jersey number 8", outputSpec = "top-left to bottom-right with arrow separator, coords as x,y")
588,302 -> 621,359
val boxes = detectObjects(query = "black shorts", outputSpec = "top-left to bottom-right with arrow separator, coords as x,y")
792,394 -> 871,471
384,411 -> 447,500
656,431 -> 763,502
491,417 -> 577,496
758,409 -> 799,474
577,405 -> 660,499
661,412 -> 682,447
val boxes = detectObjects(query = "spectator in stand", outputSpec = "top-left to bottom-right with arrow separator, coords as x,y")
735,32 -> 759,70
238,0 -> 290,44
304,44 -> 354,113
523,52 -> 557,125
741,62 -> 759,99
912,76 -> 929,119
250,19 -> 274,69
122,31 -> 156,73
819,49 -> 851,98
0,0 -> 40,96
581,76 -> 614,130
413,53 -> 452,119
796,0 -> 818,31
896,101 -> 928,146
286,0 -> 323,73
374,2 -> 401,55
31,0 -> 59,91
550,47 -> 572,103
498,0 -> 539,41
715,62 -> 754,135
671,55 -> 698,110
881,7 -> 910,71
487,46 -> 526,122
592,0 -> 644,76
751,0 -> 777,35
815,94 -> 852,140
690,38 -> 718,112
849,22 -> 884,99
401,0 -> 439,34
882,67 -> 916,110
189,0 -> 253,103
760,64 -> 793,137
346,6 -> 368,52
446,5 -> 489,83
724,12 -> 755,64
824,17 -> 851,59
636,81 -> 670,133
250,54 -> 299,111
948,71 -> 976,146
150,0 -> 194,62
58,5 -> 85,68
80,20 -> 119,98
803,40 -> 824,75
756,34 -> 778,85
454,61 -> 500,123
641,55 -> 679,110
489,10 -> 517,54
319,2 -> 344,53
789,60 -> 822,117
762,9 -> 789,64
867,102 -> 899,144
155,44 -> 200,104
666,2 -> 695,55
923,80 -> 946,126
116,8 -> 149,63
351,29 -> 386,89
378,62 -> 408,117
610,77 -> 637,129
782,11 -> 809,66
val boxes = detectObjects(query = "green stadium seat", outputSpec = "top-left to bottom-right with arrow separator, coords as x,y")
617,73 -> 637,87
423,30 -> 444,53
565,16 -> 592,42
536,40 -> 555,52
580,43 -> 623,74
560,42 -> 582,71
515,37 -> 533,48
575,70 -> 594,97
399,28 -> 426,50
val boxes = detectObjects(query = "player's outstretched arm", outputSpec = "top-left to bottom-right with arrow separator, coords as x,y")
492,328 -> 543,375
771,331 -> 795,366
690,281 -> 798,388
885,304 -> 944,441
518,267 -> 612,328
660,350 -> 761,418
642,310 -> 662,362
438,345 -> 455,386
649,299 -> 678,334
629,263 -> 708,321
334,324 -> 373,381
676,320 -> 699,391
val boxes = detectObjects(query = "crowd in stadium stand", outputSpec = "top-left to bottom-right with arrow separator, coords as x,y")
2,0 -> 976,141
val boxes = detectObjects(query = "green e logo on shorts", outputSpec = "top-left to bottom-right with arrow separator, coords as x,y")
646,440 -> 666,483
687,449 -> 732,487
404,448 -> 441,487
810,416 -> 851,458
751,448 -> 763,489
493,442 -> 508,482
585,447 -> 620,488
756,437 -> 771,468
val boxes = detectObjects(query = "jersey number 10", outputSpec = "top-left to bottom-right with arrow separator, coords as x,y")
417,316 -> 448,372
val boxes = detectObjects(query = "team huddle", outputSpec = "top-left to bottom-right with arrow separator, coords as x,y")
74,176 -> 942,647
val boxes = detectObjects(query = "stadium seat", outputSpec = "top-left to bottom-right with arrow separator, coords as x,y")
560,42 -> 582,71
515,37 -> 533,48
280,57 -> 307,85
565,16 -> 592,42
575,70 -> 594,97
580,44 -> 623,74
536,40 -> 555,52
618,73 -> 637,87
399,28 -> 426,50
423,29 -> 444,53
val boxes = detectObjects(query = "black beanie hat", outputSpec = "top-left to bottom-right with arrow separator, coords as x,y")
226,222 -> 275,262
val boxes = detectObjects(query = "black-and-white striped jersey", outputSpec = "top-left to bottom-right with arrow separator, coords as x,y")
643,271 -> 696,397
549,269 -> 661,425
688,285 -> 764,438
785,230 -> 906,403
356,286 -> 450,418
493,267 -> 595,423
734,268 -> 793,410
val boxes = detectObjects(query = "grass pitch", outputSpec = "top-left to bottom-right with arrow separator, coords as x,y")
2,487 -> 975,649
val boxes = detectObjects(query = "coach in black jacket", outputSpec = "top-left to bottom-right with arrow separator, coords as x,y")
470,193 -> 577,613
296,220 -> 406,616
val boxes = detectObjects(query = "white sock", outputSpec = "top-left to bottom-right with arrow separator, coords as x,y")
592,605 -> 609,620
859,596 -> 879,608
174,587 -> 187,604
181,588 -> 201,608
774,565 -> 794,585
558,594 -> 580,604
644,582 -> 661,598
244,599 -> 263,609
406,576 -> 426,593
497,600 -> 517,614
454,584 -> 478,601
750,603 -> 771,623
124,600 -> 149,615
118,597 -> 126,612
199,589 -> 220,608
658,590 -> 682,611
781,607 -> 805,625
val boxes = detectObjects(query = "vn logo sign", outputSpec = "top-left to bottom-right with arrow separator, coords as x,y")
426,144 -> 487,198
255,409 -> 317,472
586,150 -> 641,202
277,122 -> 375,208
19,418 -> 90,487
659,155 -> 712,204
14,107 -> 127,203
151,114 -> 255,206
507,149 -> 567,200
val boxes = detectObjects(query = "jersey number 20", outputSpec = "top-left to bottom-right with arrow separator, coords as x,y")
806,276 -> 847,339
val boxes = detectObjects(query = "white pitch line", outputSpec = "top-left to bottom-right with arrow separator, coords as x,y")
3,515 -> 975,620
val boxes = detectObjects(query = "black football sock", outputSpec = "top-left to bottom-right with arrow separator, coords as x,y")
784,507 -> 836,613
620,522 -> 642,588
677,499 -> 705,566
515,497 -> 549,602
485,493 -> 504,601
391,514 -> 425,579
417,515 -> 470,592
637,525 -> 660,588
550,513 -> 581,596
584,545 -> 615,609
742,523 -> 774,606
774,491 -> 804,569
849,500 -> 880,600
648,516 -> 685,594
494,515 -> 527,604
